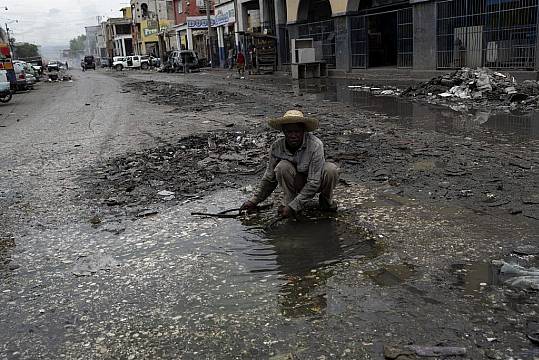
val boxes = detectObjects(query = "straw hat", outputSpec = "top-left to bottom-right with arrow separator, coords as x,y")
268,110 -> 319,132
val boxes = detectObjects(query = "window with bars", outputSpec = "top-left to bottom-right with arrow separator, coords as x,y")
436,0 -> 538,69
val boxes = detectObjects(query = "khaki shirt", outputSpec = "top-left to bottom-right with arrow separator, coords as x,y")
250,133 -> 325,211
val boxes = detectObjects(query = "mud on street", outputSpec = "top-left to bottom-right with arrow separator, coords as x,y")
0,69 -> 538,359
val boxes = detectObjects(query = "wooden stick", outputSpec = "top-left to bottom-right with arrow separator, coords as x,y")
191,203 -> 273,218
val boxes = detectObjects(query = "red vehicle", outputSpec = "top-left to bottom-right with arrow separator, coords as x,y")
0,43 -> 16,90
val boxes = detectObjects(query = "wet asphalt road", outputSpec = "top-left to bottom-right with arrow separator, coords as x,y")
1,70 -> 538,359
0,72 -> 377,359
0,71 -> 209,358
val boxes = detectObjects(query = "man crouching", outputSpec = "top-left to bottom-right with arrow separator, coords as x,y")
241,110 -> 339,218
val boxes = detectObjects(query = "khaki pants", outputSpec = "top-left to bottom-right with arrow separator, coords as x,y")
274,160 -> 339,207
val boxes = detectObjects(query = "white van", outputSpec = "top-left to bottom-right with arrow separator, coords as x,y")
112,55 -> 150,71
0,69 -> 13,103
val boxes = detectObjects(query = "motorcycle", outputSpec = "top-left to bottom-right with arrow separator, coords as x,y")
0,69 -> 13,103
0,89 -> 12,103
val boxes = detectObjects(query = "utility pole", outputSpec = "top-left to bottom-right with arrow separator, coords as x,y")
205,0 -> 213,68
153,0 -> 163,60
5,23 -> 11,54
5,22 -> 15,57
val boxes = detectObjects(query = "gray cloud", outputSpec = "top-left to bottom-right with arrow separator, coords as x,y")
5,0 -> 127,46
48,8 -> 62,16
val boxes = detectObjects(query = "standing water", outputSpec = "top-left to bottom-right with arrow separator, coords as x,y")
294,78 -> 539,139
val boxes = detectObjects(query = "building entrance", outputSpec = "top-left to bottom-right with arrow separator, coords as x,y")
367,12 -> 398,67
351,7 -> 413,69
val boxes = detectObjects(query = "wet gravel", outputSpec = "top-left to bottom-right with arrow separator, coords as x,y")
1,70 -> 538,359
84,77 -> 539,223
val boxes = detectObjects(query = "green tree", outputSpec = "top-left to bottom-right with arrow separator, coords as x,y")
69,34 -> 86,53
13,42 -> 39,59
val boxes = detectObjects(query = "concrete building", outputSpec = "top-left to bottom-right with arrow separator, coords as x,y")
218,0 -> 539,74
97,22 -> 108,61
282,0 -> 539,74
104,17 -> 134,58
101,8 -> 135,59
215,0 -> 237,66
130,0 -> 175,56
84,26 -> 101,59
171,0 -> 216,64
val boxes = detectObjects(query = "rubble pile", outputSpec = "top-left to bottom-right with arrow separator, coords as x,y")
401,67 -> 539,111
83,130 -> 277,209
48,69 -> 72,82
123,81 -> 244,112
82,76 -> 537,221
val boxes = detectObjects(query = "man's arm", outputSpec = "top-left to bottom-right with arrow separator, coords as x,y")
287,145 -> 324,212
249,148 -> 278,205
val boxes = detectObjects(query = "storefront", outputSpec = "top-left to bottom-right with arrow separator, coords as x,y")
215,1 -> 238,67
139,19 -> 173,56
185,16 -> 219,66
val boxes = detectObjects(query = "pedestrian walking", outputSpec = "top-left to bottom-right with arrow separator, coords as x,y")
240,110 -> 339,219
236,50 -> 245,76
227,48 -> 235,69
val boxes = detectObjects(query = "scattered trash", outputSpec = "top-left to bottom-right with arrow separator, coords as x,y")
72,254 -> 119,276
513,245 -> 539,256
527,321 -> 539,345
136,209 -> 159,217
495,261 -> 539,290
348,85 -> 402,96
401,67 -> 539,112
384,345 -> 467,359
89,215 -> 101,225
100,222 -> 126,235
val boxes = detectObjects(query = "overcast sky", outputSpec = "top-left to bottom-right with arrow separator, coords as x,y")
4,0 -> 128,47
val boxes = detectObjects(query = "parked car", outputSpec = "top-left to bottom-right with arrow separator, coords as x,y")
19,56 -> 44,76
151,56 -> 161,67
47,60 -> 61,72
169,50 -> 200,72
113,55 -> 150,71
83,55 -> 96,70
20,61 -> 40,82
142,55 -> 160,67
0,69 -> 13,103
13,61 -> 33,91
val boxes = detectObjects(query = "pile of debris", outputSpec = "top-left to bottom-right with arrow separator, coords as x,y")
82,130 -> 276,210
402,68 -> 539,110
123,81 -> 244,113
48,69 -> 72,82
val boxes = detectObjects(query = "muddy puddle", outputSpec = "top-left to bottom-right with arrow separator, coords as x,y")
453,257 -> 539,296
294,79 -> 539,139
452,261 -> 502,295
366,264 -> 415,287
0,189 -> 386,356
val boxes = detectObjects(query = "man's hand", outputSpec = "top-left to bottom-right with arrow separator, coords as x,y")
278,205 -> 295,219
240,200 -> 257,213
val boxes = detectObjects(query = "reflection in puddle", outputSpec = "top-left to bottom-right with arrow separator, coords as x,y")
452,262 -> 502,295
294,78 -> 539,139
244,217 -> 381,317
366,264 -> 415,286
263,218 -> 379,275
